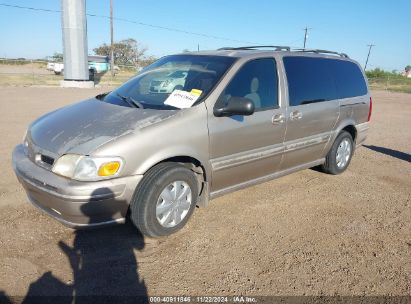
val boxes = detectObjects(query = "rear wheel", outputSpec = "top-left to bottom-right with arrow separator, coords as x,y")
130,163 -> 198,237
321,131 -> 354,175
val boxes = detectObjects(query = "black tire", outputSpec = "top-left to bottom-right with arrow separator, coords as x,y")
89,69 -> 95,81
321,131 -> 354,175
130,162 -> 198,237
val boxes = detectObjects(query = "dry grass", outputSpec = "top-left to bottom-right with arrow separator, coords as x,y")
0,63 -> 136,87
368,76 -> 411,94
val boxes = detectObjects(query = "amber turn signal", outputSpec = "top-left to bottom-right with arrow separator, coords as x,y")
98,161 -> 121,176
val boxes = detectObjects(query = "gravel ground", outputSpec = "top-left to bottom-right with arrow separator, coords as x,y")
0,87 -> 410,299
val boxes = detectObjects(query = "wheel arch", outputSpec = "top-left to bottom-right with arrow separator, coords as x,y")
333,120 -> 358,143
323,120 -> 358,157
341,124 -> 357,143
135,152 -> 211,207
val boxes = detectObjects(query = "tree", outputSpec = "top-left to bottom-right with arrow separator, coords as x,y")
51,52 -> 63,62
139,55 -> 157,67
93,38 -> 148,67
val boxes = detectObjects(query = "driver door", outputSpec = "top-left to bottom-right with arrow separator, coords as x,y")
207,58 -> 286,194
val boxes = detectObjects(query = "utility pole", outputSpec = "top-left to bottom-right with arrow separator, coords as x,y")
364,44 -> 375,71
110,0 -> 114,77
61,0 -> 92,88
197,44 -> 200,52
303,26 -> 311,49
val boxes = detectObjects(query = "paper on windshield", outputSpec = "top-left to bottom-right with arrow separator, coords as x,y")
164,89 -> 202,109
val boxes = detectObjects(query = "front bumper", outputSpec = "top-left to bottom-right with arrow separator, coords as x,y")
12,144 -> 143,228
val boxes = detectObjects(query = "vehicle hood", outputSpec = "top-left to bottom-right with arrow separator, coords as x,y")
28,98 -> 176,156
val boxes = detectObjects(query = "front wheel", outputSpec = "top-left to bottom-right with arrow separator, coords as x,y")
321,131 -> 354,175
130,163 -> 198,237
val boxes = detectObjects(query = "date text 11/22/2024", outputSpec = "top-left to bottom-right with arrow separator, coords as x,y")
149,296 -> 257,303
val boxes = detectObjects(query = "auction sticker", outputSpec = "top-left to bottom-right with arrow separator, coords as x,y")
164,89 -> 202,109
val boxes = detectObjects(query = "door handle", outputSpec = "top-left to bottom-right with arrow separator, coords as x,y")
272,113 -> 285,125
290,110 -> 303,120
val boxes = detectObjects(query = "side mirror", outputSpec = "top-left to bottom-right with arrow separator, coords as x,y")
214,97 -> 255,117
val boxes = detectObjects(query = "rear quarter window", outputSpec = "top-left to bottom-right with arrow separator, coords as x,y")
283,56 -> 368,107
331,60 -> 368,99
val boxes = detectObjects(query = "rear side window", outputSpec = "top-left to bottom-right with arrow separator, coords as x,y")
331,60 -> 367,99
283,57 -> 337,106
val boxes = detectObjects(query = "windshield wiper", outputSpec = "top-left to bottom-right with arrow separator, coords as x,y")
128,96 -> 145,109
116,93 -> 144,109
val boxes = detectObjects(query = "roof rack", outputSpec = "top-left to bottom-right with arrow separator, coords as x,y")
218,45 -> 291,51
292,48 -> 349,58
217,46 -> 349,58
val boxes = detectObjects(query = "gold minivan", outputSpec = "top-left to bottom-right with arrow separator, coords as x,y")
13,46 -> 371,237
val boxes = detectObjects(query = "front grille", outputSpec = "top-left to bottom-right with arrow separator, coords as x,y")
25,135 -> 57,170
40,154 -> 55,166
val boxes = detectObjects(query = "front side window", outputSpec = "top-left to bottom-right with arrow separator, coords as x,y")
220,58 -> 278,110
103,55 -> 236,110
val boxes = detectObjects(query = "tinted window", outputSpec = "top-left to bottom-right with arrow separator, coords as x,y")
331,60 -> 367,99
283,56 -> 337,106
222,58 -> 278,110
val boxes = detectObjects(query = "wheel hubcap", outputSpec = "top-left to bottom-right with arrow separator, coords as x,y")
156,181 -> 192,228
336,138 -> 352,169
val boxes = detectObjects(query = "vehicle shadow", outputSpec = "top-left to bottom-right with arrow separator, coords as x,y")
0,291 -> 12,304
22,188 -> 148,304
363,145 -> 411,163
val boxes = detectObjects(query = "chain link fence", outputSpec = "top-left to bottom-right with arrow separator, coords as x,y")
0,58 -> 138,87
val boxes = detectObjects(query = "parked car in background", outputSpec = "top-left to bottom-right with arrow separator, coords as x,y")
13,46 -> 371,237
150,70 -> 188,93
46,62 -> 55,71
53,62 -> 64,75
87,55 -> 110,74
52,55 -> 110,76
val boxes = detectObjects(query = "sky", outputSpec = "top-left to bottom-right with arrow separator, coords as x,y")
0,0 -> 410,71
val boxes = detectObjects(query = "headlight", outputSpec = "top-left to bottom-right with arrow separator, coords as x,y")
52,154 -> 123,181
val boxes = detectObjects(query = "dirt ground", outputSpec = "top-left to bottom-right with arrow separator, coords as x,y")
0,87 -> 410,299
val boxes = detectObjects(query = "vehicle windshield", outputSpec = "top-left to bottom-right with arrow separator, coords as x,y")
168,70 -> 187,78
103,55 -> 236,110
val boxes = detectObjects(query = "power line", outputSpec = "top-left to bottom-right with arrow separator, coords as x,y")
0,2 -> 258,44
0,3 -> 60,13
364,44 -> 375,71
